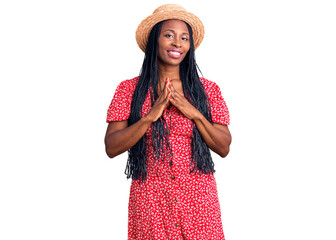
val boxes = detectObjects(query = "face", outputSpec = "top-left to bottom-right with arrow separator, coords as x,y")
157,19 -> 191,67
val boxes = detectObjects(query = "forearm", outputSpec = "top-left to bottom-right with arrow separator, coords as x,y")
105,116 -> 153,158
193,114 -> 231,157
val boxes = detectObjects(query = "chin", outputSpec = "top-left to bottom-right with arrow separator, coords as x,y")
161,57 -> 185,66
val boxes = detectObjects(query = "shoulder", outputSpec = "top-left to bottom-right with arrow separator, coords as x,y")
116,76 -> 139,91
199,77 -> 220,92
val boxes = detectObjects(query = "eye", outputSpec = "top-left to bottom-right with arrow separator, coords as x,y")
182,36 -> 189,41
164,34 -> 174,39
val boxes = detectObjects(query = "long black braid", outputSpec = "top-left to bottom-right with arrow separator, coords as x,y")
125,21 -> 215,182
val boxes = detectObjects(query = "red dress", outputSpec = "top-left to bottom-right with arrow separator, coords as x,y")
106,76 -> 230,240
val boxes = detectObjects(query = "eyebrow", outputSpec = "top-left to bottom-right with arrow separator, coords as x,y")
164,29 -> 189,35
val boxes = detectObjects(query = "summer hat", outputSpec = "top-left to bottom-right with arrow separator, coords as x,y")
136,4 -> 204,52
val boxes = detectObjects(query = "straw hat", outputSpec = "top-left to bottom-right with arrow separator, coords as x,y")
136,4 -> 204,52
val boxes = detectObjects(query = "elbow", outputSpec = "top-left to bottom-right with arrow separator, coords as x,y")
218,134 -> 232,158
104,135 -> 118,158
105,147 -> 120,159
106,152 -> 115,159
105,145 -> 124,159
218,146 -> 230,158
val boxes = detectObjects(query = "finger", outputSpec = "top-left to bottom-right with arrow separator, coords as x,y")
164,78 -> 171,95
170,83 -> 179,95
167,79 -> 173,92
169,83 -> 178,98
172,88 -> 185,101
170,87 -> 179,99
169,90 -> 173,101
167,77 -> 172,91
163,87 -> 171,100
168,78 -> 172,91
169,95 -> 178,107
169,92 -> 174,101
162,78 -> 167,91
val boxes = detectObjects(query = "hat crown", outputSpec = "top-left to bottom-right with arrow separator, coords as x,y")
153,4 -> 186,14
136,4 -> 204,52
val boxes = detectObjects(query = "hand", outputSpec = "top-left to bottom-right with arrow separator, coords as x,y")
144,78 -> 171,122
168,81 -> 202,120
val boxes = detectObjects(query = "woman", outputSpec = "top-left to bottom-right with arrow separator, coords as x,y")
105,4 -> 231,240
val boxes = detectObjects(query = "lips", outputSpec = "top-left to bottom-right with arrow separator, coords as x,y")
167,49 -> 182,59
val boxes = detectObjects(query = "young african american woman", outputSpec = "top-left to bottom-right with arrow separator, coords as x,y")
105,4 -> 231,240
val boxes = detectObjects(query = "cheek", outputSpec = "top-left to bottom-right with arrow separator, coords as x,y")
185,42 -> 190,51
158,48 -> 166,58
158,42 -> 167,55
184,44 -> 190,55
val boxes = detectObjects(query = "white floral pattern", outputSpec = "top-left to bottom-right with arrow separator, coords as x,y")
107,76 -> 230,239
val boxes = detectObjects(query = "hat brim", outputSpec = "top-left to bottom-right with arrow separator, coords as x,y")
136,11 -> 204,53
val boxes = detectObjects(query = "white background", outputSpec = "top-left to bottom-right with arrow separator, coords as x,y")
1,0 -> 335,239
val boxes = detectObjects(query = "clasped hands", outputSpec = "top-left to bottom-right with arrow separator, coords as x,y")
161,78 -> 202,120
146,77 -> 203,123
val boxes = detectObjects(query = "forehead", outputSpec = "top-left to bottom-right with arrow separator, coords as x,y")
161,19 -> 189,33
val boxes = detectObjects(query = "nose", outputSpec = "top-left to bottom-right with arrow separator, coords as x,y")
172,38 -> 182,48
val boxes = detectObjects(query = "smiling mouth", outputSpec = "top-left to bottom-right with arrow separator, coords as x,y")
167,50 -> 182,58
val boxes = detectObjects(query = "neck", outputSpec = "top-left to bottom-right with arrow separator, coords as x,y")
158,62 -> 180,83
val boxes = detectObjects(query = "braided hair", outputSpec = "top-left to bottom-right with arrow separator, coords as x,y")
125,20 -> 215,182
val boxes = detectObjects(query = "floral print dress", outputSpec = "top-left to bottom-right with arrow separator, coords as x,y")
106,76 -> 230,240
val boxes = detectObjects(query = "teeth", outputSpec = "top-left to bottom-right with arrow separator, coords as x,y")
168,51 -> 181,56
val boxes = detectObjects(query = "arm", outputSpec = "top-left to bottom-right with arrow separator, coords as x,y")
104,79 -> 171,158
168,80 -> 231,157
193,116 -> 231,158
104,118 -> 152,158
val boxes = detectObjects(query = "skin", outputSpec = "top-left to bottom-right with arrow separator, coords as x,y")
105,19 -> 231,159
